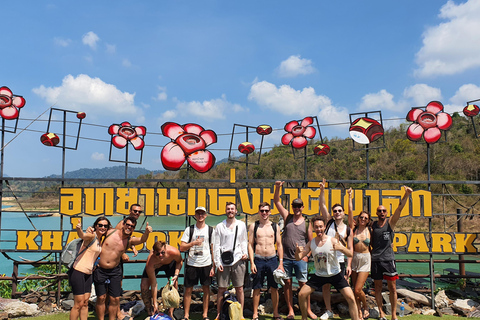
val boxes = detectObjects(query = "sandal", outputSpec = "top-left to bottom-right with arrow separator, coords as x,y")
286,316 -> 295,320
274,317 -> 283,320
203,318 -> 210,320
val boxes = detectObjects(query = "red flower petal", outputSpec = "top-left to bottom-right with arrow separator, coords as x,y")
130,137 -> 145,150
12,96 -> 25,108
187,150 -> 216,173
108,124 -> 120,135
120,121 -> 132,128
200,130 -> 217,146
112,136 -> 128,149
292,136 -> 308,149
161,142 -> 186,171
184,123 -> 204,135
424,127 -> 442,144
406,108 -> 423,122
436,112 -> 453,130
425,101 -> 444,114
281,133 -> 293,145
0,107 -> 19,120
406,124 -> 424,142
0,87 -> 12,97
304,126 -> 316,139
300,116 -> 314,127
161,122 -> 184,140
284,120 -> 299,132
135,126 -> 147,136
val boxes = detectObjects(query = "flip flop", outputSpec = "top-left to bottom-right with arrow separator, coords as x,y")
286,316 -> 295,320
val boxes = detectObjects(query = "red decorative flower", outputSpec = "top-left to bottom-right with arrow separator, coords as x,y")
40,133 -> 60,146
0,86 -> 26,120
256,125 -> 272,135
406,101 -> 453,144
314,144 -> 330,156
349,117 -> 384,144
463,104 -> 480,117
161,122 -> 217,173
281,116 -> 316,149
108,122 -> 146,150
238,142 -> 255,155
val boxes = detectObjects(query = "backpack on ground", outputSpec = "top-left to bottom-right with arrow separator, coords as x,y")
219,291 -> 242,320
60,235 -> 96,269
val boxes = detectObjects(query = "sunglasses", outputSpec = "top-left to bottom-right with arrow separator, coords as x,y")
333,209 -> 343,213
260,209 -> 269,213
359,217 -> 369,220
377,209 -> 387,213
292,204 -> 302,208
97,223 -> 109,228
132,210 -> 143,214
155,250 -> 166,256
125,223 -> 135,229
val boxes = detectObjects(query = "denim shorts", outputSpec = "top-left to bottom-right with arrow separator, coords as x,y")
252,256 -> 278,289
283,258 -> 308,283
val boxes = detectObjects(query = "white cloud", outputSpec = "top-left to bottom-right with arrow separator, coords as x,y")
32,74 -> 142,120
359,89 -> 397,111
154,86 -> 168,101
160,110 -> 176,121
277,55 -> 316,78
415,0 -> 480,77
403,84 -> 442,106
448,83 -> 480,113
82,31 -> 100,50
249,81 -> 333,116
54,37 -> 71,47
91,152 -> 105,161
106,44 -> 116,54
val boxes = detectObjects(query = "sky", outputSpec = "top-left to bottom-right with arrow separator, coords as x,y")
1,0 -> 480,177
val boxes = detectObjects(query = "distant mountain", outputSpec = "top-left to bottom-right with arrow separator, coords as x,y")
46,166 -> 163,179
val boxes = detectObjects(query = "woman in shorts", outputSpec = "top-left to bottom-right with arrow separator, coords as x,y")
69,217 -> 111,320
348,188 -> 372,320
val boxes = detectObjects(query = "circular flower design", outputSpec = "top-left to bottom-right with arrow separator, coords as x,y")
463,104 -> 480,117
349,117 -> 384,144
0,86 -> 26,120
256,124 -> 272,135
314,143 -> 330,156
238,142 -> 255,155
161,122 -> 217,173
108,121 -> 146,150
281,116 -> 316,149
40,133 -> 60,146
406,101 -> 453,144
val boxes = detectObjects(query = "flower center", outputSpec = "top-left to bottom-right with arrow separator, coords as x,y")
0,95 -> 12,109
176,133 -> 206,155
418,111 -> 437,129
291,125 -> 306,137
119,127 -> 137,140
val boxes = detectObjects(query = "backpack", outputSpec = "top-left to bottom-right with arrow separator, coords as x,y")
325,219 -> 351,246
219,291 -> 242,320
60,235 -> 97,269
253,220 -> 277,252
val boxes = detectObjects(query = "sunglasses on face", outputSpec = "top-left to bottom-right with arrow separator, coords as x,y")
260,209 -> 269,213
359,217 -> 369,220
333,209 -> 343,213
132,210 -> 143,214
377,209 -> 387,213
125,223 -> 135,229
155,250 -> 166,256
97,223 -> 109,228
292,204 -> 302,208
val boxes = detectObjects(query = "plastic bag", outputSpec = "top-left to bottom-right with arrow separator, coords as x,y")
161,282 -> 180,309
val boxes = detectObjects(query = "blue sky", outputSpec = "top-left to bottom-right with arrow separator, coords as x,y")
1,0 -> 480,177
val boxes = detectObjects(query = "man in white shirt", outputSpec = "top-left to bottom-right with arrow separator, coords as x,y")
180,206 -> 215,320
213,202 -> 248,320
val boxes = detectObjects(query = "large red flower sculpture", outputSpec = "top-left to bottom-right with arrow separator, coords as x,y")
0,87 -> 26,120
406,101 -> 453,144
281,116 -> 316,148
161,122 -> 217,173
108,121 -> 146,150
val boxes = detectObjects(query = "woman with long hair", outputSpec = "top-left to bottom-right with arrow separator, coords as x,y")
69,217 -> 111,320
347,188 -> 372,320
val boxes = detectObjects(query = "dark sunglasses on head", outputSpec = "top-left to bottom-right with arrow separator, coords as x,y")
333,209 -> 343,213
377,209 -> 387,213
292,204 -> 302,208
155,250 -> 166,256
97,223 -> 109,228
133,210 -> 143,214
260,209 -> 269,213
125,223 -> 135,228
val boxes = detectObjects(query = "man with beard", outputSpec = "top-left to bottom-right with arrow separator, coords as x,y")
248,202 -> 284,320
371,186 -> 412,320
94,217 -> 152,320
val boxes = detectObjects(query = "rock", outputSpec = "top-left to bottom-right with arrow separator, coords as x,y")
439,307 -> 455,316
445,288 -> 467,299
337,302 -> 349,316
0,312 -> 7,320
468,307 -> 480,318
369,307 -> 380,319
41,302 -> 54,313
3,301 -> 39,317
62,299 -> 74,311
264,299 -> 273,314
452,299 -> 479,316
422,308 -> 436,315
397,289 -> 431,306
434,290 -> 450,309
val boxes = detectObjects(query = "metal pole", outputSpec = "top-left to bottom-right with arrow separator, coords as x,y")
366,147 -> 370,188
0,119 -> 4,256
426,143 -> 435,309
457,208 -> 465,276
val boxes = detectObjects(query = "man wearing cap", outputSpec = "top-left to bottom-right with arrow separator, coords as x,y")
248,202 -> 284,320
274,181 -> 315,320
180,206 -> 215,320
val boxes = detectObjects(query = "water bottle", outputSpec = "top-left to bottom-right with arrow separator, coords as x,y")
399,301 -> 405,317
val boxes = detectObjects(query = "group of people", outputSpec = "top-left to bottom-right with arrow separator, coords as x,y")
67,181 -> 413,320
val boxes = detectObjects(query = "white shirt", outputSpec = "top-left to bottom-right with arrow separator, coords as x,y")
181,224 -> 213,267
213,219 -> 248,267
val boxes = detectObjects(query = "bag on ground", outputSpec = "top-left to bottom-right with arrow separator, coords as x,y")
161,283 -> 180,309
219,291 -> 242,320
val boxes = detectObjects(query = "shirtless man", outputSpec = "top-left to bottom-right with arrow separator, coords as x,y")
140,240 -> 183,318
248,202 -> 284,320
94,217 -> 152,320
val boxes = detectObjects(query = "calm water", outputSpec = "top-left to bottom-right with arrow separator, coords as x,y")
1,211 -> 479,290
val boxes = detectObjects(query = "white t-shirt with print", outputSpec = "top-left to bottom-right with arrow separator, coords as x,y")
181,224 -> 213,267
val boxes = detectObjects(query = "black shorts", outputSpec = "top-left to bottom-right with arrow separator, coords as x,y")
184,265 -> 212,288
340,262 -> 346,276
93,264 -> 123,298
371,260 -> 399,281
306,272 -> 349,291
141,260 -> 176,279
68,268 -> 93,296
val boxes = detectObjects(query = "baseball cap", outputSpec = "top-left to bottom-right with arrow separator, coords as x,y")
195,206 -> 207,213
292,198 -> 303,205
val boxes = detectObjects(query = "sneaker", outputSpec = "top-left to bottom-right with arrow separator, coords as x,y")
320,310 -> 334,320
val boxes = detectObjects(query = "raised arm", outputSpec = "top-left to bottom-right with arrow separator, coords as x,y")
389,186 -> 413,230
347,188 -> 354,230
76,222 -> 95,243
274,181 -> 289,220
319,178 -> 330,221
130,222 -> 152,246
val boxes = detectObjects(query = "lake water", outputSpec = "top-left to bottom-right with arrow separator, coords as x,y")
1,211 -> 479,290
